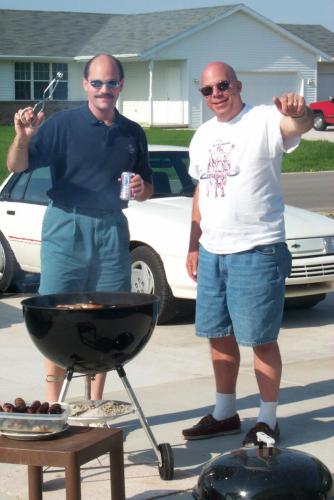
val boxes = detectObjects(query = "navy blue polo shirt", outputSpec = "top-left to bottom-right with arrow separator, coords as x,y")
28,104 -> 152,210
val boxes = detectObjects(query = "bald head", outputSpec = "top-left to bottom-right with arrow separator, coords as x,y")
84,53 -> 124,81
201,62 -> 238,85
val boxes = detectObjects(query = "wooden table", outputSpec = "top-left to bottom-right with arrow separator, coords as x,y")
0,425 -> 125,500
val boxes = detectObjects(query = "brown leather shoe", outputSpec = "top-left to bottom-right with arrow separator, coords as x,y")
182,413 -> 241,440
242,421 -> 280,447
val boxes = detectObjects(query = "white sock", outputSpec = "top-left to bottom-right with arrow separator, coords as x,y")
212,393 -> 237,421
257,400 -> 278,430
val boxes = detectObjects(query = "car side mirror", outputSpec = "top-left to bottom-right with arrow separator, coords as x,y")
329,96 -> 334,103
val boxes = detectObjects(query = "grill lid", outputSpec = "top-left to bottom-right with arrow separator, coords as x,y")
193,445 -> 332,499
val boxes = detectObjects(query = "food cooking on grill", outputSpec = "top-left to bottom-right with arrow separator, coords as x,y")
56,301 -> 104,310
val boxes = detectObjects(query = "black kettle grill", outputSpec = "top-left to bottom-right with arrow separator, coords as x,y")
193,431 -> 332,499
21,291 -> 174,480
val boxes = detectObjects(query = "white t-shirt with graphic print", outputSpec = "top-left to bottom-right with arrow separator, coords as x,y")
189,104 -> 300,254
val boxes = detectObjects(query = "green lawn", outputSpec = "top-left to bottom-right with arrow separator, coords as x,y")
0,126 -> 15,182
282,139 -> 334,172
1,125 -> 333,182
145,128 -> 334,173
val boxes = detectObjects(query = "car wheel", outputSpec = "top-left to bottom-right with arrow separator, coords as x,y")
131,246 -> 175,324
0,232 -> 19,292
313,112 -> 327,131
285,294 -> 326,310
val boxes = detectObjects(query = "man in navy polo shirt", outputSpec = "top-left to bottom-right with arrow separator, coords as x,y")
7,53 -> 153,402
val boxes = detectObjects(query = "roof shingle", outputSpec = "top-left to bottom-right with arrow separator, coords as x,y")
280,24 -> 334,57
0,8 -> 333,59
0,7 -> 235,57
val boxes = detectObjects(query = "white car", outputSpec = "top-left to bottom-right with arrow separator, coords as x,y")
1,145 -> 334,323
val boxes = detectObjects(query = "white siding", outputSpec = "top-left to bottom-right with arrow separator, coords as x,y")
153,11 -> 318,127
69,62 -> 85,100
0,62 -> 14,100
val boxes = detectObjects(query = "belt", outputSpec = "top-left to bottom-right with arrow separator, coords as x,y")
51,202 -> 121,216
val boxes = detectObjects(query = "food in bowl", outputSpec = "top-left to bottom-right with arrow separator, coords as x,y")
0,398 -> 68,433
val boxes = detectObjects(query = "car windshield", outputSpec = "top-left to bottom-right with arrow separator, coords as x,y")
1,150 -> 195,203
149,151 -> 195,198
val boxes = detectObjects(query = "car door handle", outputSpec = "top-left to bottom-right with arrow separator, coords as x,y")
6,210 -> 15,215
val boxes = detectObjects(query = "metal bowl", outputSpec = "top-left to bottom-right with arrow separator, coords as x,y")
22,292 -> 159,374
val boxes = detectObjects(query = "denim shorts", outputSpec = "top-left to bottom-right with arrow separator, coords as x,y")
195,243 -> 292,346
39,203 -> 131,294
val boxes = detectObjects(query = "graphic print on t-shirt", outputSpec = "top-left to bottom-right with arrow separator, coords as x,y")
200,141 -> 237,197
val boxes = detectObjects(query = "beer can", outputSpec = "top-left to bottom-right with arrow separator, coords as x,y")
120,171 -> 135,200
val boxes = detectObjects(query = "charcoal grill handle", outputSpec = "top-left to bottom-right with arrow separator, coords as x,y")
256,431 -> 275,449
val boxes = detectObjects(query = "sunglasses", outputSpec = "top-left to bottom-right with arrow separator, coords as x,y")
89,79 -> 121,89
199,80 -> 231,96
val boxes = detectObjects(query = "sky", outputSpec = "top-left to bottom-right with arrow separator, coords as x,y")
0,0 -> 334,32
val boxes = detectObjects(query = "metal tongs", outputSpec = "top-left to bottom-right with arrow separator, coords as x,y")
32,71 -> 63,115
19,71 -> 63,126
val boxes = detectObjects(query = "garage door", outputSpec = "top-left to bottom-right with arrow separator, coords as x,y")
203,72 -> 299,122
317,73 -> 334,100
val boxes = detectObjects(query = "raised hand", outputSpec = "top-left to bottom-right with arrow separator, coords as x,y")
14,107 -> 44,139
273,93 -> 306,118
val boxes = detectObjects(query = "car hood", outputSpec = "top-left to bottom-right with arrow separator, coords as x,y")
285,205 -> 334,239
127,197 -> 334,242
125,196 -> 192,255
127,196 -> 193,224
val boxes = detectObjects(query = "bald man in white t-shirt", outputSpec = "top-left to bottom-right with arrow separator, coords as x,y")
182,61 -> 314,446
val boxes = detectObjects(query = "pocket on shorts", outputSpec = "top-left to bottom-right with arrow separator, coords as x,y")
254,244 -> 277,256
42,205 -> 74,242
254,243 -> 292,280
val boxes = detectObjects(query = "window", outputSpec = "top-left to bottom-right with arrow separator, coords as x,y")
5,172 -> 30,201
149,151 -> 195,197
33,62 -> 49,100
24,167 -> 52,204
52,63 -> 68,99
14,62 -> 68,100
15,63 -> 31,100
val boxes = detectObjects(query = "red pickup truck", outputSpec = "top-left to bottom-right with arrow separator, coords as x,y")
309,96 -> 334,131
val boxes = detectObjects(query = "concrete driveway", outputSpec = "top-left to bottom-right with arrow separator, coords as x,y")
303,125 -> 334,142
0,292 -> 333,499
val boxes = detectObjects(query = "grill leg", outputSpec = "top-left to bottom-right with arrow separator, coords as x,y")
58,368 -> 74,402
116,366 -> 161,464
85,375 -> 92,400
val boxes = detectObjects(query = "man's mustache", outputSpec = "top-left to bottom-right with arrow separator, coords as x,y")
96,93 -> 114,98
